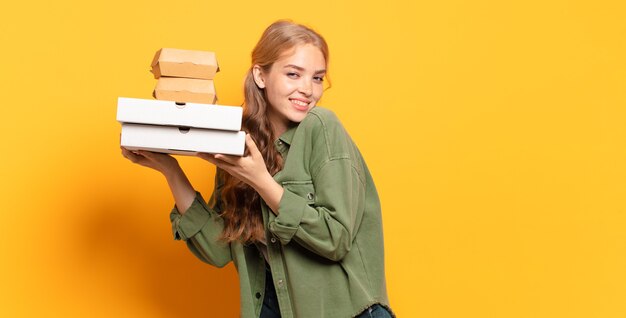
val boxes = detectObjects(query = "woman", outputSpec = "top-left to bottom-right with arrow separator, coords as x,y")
122,20 -> 394,318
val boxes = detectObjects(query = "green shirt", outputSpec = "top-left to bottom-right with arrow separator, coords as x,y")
170,107 -> 394,318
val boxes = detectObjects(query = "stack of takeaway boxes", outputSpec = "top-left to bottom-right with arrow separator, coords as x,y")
117,48 -> 245,156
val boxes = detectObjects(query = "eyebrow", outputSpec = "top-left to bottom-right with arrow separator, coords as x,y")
284,64 -> 326,74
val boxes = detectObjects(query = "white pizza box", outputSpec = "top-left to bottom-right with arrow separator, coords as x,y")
116,97 -> 242,131
121,123 -> 246,156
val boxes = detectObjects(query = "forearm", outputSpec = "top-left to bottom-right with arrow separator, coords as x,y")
168,172 -> 233,267
163,164 -> 196,214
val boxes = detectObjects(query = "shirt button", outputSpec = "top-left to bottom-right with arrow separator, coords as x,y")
278,140 -> 283,145
277,279 -> 283,287
270,237 -> 277,243
307,193 -> 314,200
255,292 -> 262,299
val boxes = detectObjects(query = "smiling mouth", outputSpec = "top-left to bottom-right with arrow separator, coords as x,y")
290,98 -> 310,110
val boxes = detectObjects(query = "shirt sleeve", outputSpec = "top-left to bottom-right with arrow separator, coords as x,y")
169,171 -> 232,268
268,157 -> 365,262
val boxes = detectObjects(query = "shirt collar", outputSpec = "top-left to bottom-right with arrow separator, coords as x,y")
276,123 -> 298,146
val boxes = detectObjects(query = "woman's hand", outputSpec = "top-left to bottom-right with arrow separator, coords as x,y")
197,134 -> 284,214
121,147 -> 197,213
197,134 -> 270,188
121,146 -> 180,176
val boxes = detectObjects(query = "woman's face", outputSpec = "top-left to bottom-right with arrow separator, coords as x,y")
254,43 -> 326,135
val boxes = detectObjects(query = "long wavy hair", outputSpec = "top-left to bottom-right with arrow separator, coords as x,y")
218,20 -> 330,244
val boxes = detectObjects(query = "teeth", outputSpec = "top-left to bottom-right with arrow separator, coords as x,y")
291,99 -> 308,106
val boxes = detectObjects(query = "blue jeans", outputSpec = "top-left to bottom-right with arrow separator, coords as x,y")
260,264 -> 281,318
260,263 -> 392,318
355,304 -> 394,318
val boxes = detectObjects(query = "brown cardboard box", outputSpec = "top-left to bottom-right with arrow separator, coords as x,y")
153,77 -> 217,104
151,48 -> 219,79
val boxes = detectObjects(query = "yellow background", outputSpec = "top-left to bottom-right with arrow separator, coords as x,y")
1,0 -> 625,317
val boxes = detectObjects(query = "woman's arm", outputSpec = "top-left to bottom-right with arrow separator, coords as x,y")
197,134 -> 284,214
169,186 -> 233,268
269,157 -> 365,262
162,163 -> 196,214
196,127 -> 366,262
121,147 -> 195,213
121,147 -> 233,267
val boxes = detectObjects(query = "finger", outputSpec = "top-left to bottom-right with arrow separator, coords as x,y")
197,152 -> 215,161
121,147 -> 130,156
245,134 -> 261,157
123,148 -> 154,164
121,147 -> 136,159
198,153 -> 234,169
214,153 -> 242,165
212,155 -> 237,169
137,150 -> 154,159
122,150 -> 142,163
137,150 -> 172,163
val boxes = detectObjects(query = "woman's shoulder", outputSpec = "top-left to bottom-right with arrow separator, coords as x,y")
299,106 -> 358,160
307,106 -> 335,117
302,106 -> 346,134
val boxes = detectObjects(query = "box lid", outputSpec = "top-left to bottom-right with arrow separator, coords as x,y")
116,97 -> 241,131
151,48 -> 220,79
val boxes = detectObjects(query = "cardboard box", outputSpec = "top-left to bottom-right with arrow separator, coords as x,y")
153,77 -> 217,104
121,123 -> 246,156
151,48 -> 219,79
116,97 -> 242,131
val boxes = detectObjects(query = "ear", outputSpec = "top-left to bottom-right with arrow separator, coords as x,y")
252,65 -> 266,89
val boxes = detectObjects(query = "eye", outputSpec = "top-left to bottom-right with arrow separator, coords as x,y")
287,72 -> 300,78
314,76 -> 324,83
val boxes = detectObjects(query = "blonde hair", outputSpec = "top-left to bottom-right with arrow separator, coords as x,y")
218,20 -> 330,244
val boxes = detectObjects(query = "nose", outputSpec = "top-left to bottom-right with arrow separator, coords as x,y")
298,78 -> 313,97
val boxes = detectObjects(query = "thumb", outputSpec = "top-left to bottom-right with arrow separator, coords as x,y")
245,134 -> 261,156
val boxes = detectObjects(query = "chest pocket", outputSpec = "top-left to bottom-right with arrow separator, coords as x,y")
281,180 -> 316,205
